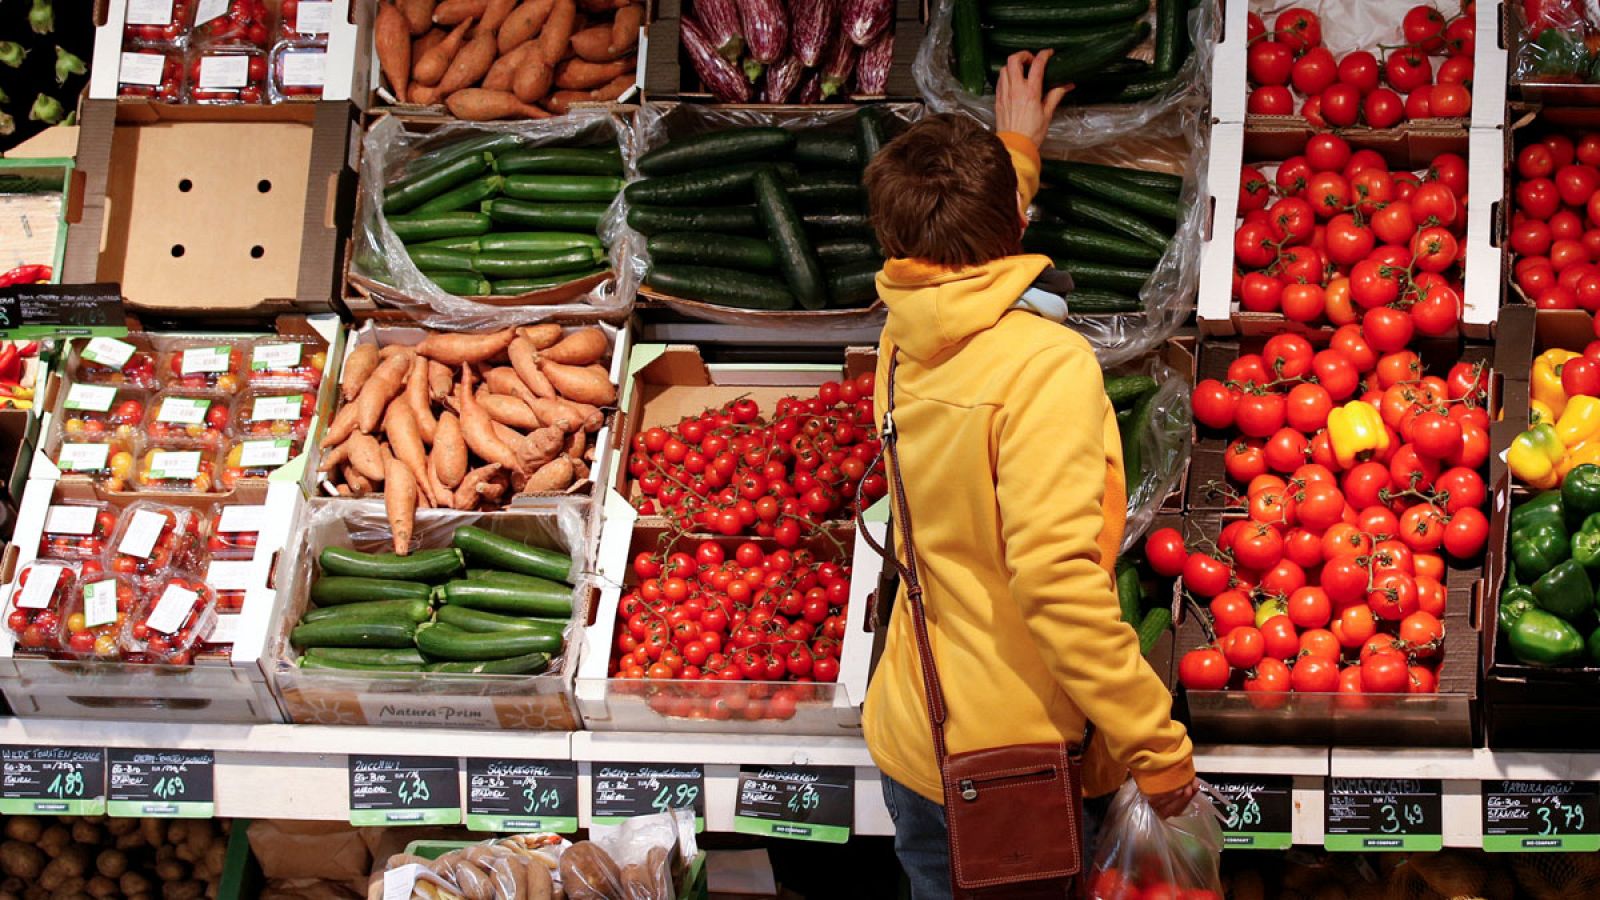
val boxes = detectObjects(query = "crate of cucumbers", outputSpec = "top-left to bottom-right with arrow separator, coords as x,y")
268,500 -> 591,730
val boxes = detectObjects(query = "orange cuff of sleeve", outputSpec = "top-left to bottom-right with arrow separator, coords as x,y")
1130,755 -> 1197,795
998,132 -> 1040,167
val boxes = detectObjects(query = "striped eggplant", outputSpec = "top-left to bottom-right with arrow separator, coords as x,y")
842,0 -> 892,47
790,0 -> 834,67
693,0 -> 745,61
763,54 -> 805,102
736,0 -> 789,64
819,31 -> 857,99
682,16 -> 751,101
856,30 -> 894,94
796,69 -> 823,104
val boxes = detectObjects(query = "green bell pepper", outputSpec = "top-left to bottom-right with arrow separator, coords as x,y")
1500,585 -> 1538,634
1564,464 -> 1600,528
1514,520 -> 1572,582
1574,512 -> 1600,571
1533,559 -> 1595,621
1588,626 -> 1600,665
1534,27 -> 1591,78
1512,492 -> 1566,533
1509,608 -> 1586,665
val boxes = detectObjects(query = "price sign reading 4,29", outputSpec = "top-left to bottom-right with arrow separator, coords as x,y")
1204,774 -> 1294,850
591,764 -> 705,831
733,766 -> 854,844
465,759 -> 579,834
107,750 -> 214,819
1325,778 -> 1442,852
1,747 -> 106,815
1482,781 -> 1600,852
348,756 -> 461,827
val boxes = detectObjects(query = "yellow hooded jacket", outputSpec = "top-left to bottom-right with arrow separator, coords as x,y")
862,133 -> 1195,804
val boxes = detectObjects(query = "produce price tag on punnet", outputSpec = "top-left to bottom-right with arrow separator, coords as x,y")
1325,778 -> 1442,851
733,766 -> 853,844
1204,775 -> 1293,850
107,749 -> 214,818
348,756 -> 461,826
0,285 -> 126,339
1482,780 -> 1600,852
0,747 -> 106,815
465,758 -> 578,833
592,764 -> 705,831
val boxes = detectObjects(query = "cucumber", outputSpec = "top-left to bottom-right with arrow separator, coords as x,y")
384,152 -> 492,214
408,246 -> 477,272
426,651 -> 552,674
1069,287 -> 1142,311
626,205 -> 764,236
436,604 -> 568,634
856,107 -> 887,163
1105,375 -> 1158,410
481,231 -> 603,253
1058,165 -> 1180,220
645,265 -> 795,310
802,211 -> 873,238
784,176 -> 863,210
638,127 -> 796,176
489,268 -> 607,294
318,547 -> 464,580
753,169 -> 827,310
1110,74 -> 1181,102
305,647 -> 427,666
415,622 -> 562,660
412,235 -> 481,252
793,133 -> 861,169
451,525 -> 573,582
1059,260 -> 1153,293
472,248 -> 600,278
405,134 -> 522,179
1043,23 -> 1151,87
815,238 -> 882,266
502,175 -> 624,203
1023,224 -> 1164,265
387,211 -> 492,242
1042,160 -> 1182,195
1123,387 -> 1156,493
1153,0 -> 1186,75
309,576 -> 433,606
494,146 -> 623,176
623,162 -> 795,206
1137,607 -> 1172,655
290,616 -> 417,649
987,0 -> 1148,27
826,259 -> 881,308
985,22 -> 1132,52
300,657 -> 423,672
423,272 -> 492,296
1115,559 -> 1142,625
647,232 -> 779,271
483,199 -> 609,231
412,175 -> 504,215
302,598 -> 432,625
953,0 -> 986,94
436,580 -> 573,617
1033,191 -> 1172,250
467,570 -> 574,592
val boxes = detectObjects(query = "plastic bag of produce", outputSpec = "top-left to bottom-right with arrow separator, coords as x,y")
913,0 -> 1215,148
1089,779 -> 1224,900
1110,357 -> 1191,552
351,109 -> 639,329
1513,0 -> 1595,83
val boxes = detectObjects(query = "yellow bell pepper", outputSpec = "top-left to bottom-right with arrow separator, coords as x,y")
1559,440 -> 1600,478
1327,401 -> 1389,469
1510,423 -> 1568,490
1534,349 -> 1582,420
1557,395 -> 1600,448
1530,398 -> 1557,427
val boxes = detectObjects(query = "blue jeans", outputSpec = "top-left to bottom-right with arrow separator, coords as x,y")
882,777 -> 1107,900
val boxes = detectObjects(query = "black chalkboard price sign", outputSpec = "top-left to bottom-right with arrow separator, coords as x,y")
107,749 -> 214,818
733,766 -> 853,843
465,759 -> 578,833
1204,774 -> 1293,850
1,746 -> 106,816
0,283 -> 125,339
348,756 -> 461,826
1482,780 -> 1600,852
1325,778 -> 1442,851
591,764 -> 705,831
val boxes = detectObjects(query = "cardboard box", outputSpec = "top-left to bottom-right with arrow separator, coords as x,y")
0,157 -> 74,282
1490,104 -> 1600,316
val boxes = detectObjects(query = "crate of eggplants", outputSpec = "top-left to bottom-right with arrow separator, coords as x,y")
680,0 -> 897,102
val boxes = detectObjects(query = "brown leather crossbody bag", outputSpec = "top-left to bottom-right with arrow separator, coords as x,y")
857,353 -> 1089,899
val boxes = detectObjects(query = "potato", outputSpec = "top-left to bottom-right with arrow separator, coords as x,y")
70,820 -> 101,846
37,824 -> 71,858
104,819 -> 137,838
55,847 -> 92,878
201,843 -> 225,878
140,820 -> 165,848
2,819 -> 40,844
39,856 -> 72,890
155,860 -> 188,882
120,871 -> 154,896
86,876 -> 118,899
0,842 -> 45,881
162,880 -> 204,900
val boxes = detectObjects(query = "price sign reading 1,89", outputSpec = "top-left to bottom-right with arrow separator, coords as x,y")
1,747 -> 106,815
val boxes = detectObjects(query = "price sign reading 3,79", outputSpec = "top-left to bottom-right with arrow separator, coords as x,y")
1483,781 -> 1600,852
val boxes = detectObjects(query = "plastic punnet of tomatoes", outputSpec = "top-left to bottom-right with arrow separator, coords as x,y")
270,41 -> 328,101
277,0 -> 334,41
74,336 -> 159,389
121,575 -> 217,665
186,45 -> 269,103
4,561 -> 77,653
59,382 -> 148,442
203,503 -> 265,558
60,570 -> 141,660
117,47 -> 186,101
190,0 -> 273,48
50,435 -> 137,491
1243,3 -> 1475,127
148,390 -> 231,448
136,442 -> 221,493
38,501 -> 119,562
157,341 -> 248,391
220,436 -> 300,489
1504,127 -> 1600,311
1232,131 -> 1469,332
246,339 -> 326,389
233,389 -> 316,440
122,0 -> 195,49
106,503 -> 202,580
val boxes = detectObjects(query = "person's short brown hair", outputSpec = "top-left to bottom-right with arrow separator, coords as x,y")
863,113 -> 1023,268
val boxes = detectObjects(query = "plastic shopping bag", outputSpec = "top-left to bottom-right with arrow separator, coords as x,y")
1088,780 -> 1224,900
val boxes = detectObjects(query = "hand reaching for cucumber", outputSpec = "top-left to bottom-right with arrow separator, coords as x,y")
995,50 -> 1071,148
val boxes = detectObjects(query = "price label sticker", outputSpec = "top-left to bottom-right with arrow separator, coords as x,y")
238,439 -> 292,468
64,383 -> 118,412
15,565 -> 65,610
108,749 -> 214,818
292,0 -> 334,32
1,747 -> 106,815
83,580 -> 119,628
45,504 -> 98,536
57,442 -> 110,473
146,585 -> 198,635
734,766 -> 853,844
207,614 -> 240,646
125,0 -> 175,26
195,0 -> 227,24
465,759 -> 578,833
149,450 -> 201,481
180,345 -> 231,374
349,756 -> 461,826
1205,775 -> 1294,850
215,504 -> 267,535
591,764 -> 705,831
251,395 -> 304,422
205,560 -> 256,592
382,864 -> 424,900
1483,780 -> 1600,852
117,509 -> 168,559
157,396 -> 211,425
198,54 -> 249,89
280,49 -> 327,87
1325,778 -> 1442,852
82,337 -> 136,368
251,343 -> 303,371
119,52 -> 166,86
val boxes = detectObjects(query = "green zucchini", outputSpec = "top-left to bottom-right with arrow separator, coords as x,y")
480,231 -> 603,253
1110,74 -> 1181,103
290,616 -> 417,649
1105,375 -> 1158,410
502,175 -> 624,203
984,22 -> 1133,52
451,525 -> 573,582
1042,160 -> 1183,195
309,576 -> 433,606
623,162 -> 795,206
412,175 -> 504,215
793,133 -> 861,169
494,146 -> 623,176
384,152 -> 492,215
647,232 -> 779,271
1058,165 -> 1181,221
305,647 -> 427,666
645,265 -> 795,310
412,236 -> 481,252
825,259 -> 881,308
856,107 -> 887,163
1153,0 -> 1186,75
953,0 -> 986,94
1070,289 -> 1142,313
300,656 -> 423,672
626,205 -> 763,236
784,176 -> 863,210
436,604 -> 568,634
408,245 -> 477,272
1115,559 -> 1142,625
436,580 -> 572,617
1058,260 -> 1153,293
1023,224 -> 1164,265
754,169 -> 827,310
483,198 -> 608,231
425,651 -> 552,674
801,211 -> 873,238
301,598 -> 432,625
387,211 -> 492,242
318,547 -> 464,580
405,134 -> 522,179
814,238 -> 882,266
987,0 -> 1148,27
1043,23 -> 1151,87
1123,386 -> 1157,493
1034,191 -> 1172,250
415,622 -> 561,660
423,272 -> 492,296
1137,607 -> 1172,655
472,248 -> 601,278
489,268 -> 608,294
467,569 -> 574,592
637,127 -> 796,176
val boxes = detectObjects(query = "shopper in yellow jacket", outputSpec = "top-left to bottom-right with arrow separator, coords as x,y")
861,51 -> 1196,898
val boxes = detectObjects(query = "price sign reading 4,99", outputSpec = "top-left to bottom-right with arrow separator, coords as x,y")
107,750 -> 214,818
591,764 -> 705,831
1325,778 -> 1442,852
1,747 -> 106,815
1482,781 -> 1600,852
348,756 -> 461,826
734,767 -> 853,844
1204,774 -> 1293,850
465,759 -> 579,833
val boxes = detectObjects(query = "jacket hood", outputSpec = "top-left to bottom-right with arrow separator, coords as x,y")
877,255 -> 1054,361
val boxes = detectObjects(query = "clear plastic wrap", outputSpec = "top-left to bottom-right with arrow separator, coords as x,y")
221,436 -> 302,489
383,835 -> 566,900
73,335 -> 160,388
117,47 -> 187,101
269,40 -> 329,102
190,0 -> 274,49
123,0 -> 195,49
915,0 -> 1215,148
247,337 -> 328,388
1089,780 -> 1225,900
157,340 -> 249,391
204,503 -> 266,558
1115,358 -> 1192,553
234,388 -> 317,440
1513,0 -> 1594,83
352,111 -> 639,329
185,44 -> 270,104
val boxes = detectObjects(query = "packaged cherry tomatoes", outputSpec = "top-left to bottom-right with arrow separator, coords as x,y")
203,503 -> 266,558
107,503 -> 202,579
61,572 -> 140,660
58,382 -> 147,442
122,575 -> 216,665
4,561 -> 76,653
74,337 -> 159,389
233,389 -> 316,440
136,442 -> 221,493
158,341 -> 248,390
117,48 -> 186,101
277,0 -> 335,41
247,339 -> 326,389
190,0 -> 273,48
270,42 -> 328,101
122,0 -> 194,49
220,437 -> 301,489
186,45 -> 269,104
147,390 -> 231,448
38,502 -> 119,562
49,435 -> 137,491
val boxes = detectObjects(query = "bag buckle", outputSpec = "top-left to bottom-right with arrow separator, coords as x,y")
959,779 -> 978,802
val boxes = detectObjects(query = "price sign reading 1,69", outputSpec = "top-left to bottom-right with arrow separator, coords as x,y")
591,764 -> 705,831
1483,781 -> 1600,852
465,759 -> 578,833
1,747 -> 106,815
107,749 -> 214,819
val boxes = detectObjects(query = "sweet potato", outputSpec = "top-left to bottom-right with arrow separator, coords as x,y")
483,40 -> 539,91
517,323 -> 564,348
320,402 -> 361,448
376,2 -> 412,99
538,358 -> 617,404
410,83 -> 445,105
555,57 -> 631,90
438,30 -> 497,93
508,336 -> 557,397
497,0 -> 554,53
447,88 -> 551,119
611,4 -> 642,50
577,0 -> 624,9
454,463 -> 504,509
432,411 -> 468,487
588,72 -> 634,103
485,366 -> 540,407
344,464 -> 372,497
520,456 -> 575,493
356,352 -> 412,432
385,400 -> 438,507
340,344 -> 378,401
346,433 -> 388,482
318,441 -> 351,473
407,357 -> 438,445
479,0 -> 517,32
478,392 -> 542,430
432,0 -> 488,23
540,326 -> 608,365
513,57 -> 554,103
385,458 -> 418,555
569,401 -> 605,432
537,0 -> 577,64
415,16 -> 474,86
458,365 -> 526,472
569,25 -> 624,62
399,0 -> 435,33
417,328 -> 515,364
541,89 -> 588,114
415,26 -> 449,59
565,428 -> 586,460
515,426 -> 565,471
527,396 -> 580,432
